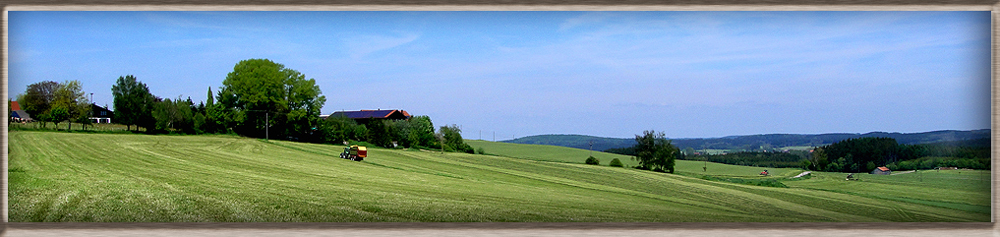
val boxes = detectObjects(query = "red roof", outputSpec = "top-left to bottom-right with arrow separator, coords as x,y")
877,167 -> 890,171
10,101 -> 21,111
329,109 -> 411,120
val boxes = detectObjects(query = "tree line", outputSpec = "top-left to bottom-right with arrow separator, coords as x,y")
14,80 -> 92,130
683,152 -> 806,169
808,137 -> 989,172
15,58 -> 474,152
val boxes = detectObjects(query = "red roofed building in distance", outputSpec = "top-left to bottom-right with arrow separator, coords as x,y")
871,166 -> 891,175
9,101 -> 32,122
326,109 -> 411,124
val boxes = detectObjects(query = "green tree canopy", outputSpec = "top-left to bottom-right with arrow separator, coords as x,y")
112,75 -> 155,131
52,80 -> 91,130
152,97 -> 194,133
609,158 -> 624,167
633,130 -> 678,173
217,59 -> 326,139
439,124 -> 473,153
17,81 -> 59,127
18,80 -> 90,130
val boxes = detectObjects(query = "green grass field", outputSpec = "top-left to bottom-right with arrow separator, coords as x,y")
466,139 -> 639,167
467,139 -> 803,178
8,131 -> 990,222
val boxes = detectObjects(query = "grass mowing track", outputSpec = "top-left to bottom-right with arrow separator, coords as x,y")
8,131 -> 989,222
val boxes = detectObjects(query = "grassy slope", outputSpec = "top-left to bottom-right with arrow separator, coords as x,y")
467,139 -> 803,178
8,131 -> 989,222
466,139 -> 639,167
471,139 -> 990,219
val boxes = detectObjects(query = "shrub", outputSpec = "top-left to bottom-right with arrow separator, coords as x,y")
609,158 -> 624,167
585,156 -> 600,165
476,147 -> 485,155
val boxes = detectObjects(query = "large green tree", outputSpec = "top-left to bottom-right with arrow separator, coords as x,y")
439,125 -> 473,153
111,75 -> 155,131
51,80 -> 91,130
17,81 -> 59,128
217,59 -> 326,139
384,115 -> 435,148
409,116 -> 436,147
633,130 -> 678,173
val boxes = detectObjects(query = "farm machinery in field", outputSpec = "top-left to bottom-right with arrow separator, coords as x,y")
340,145 -> 367,161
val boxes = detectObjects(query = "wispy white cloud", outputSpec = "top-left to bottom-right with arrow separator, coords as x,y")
342,34 -> 420,59
558,12 -> 614,32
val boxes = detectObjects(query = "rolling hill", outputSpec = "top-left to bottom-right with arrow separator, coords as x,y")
8,131 -> 989,222
504,129 -> 990,151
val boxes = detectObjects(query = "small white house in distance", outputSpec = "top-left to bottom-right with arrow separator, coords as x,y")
871,166 -> 891,175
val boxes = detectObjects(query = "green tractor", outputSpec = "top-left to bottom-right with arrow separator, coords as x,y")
340,145 -> 367,161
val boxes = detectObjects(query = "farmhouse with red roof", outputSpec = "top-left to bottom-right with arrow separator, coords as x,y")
326,109 -> 411,124
9,101 -> 33,122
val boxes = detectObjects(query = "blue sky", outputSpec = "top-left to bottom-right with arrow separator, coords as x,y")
8,11 -> 991,139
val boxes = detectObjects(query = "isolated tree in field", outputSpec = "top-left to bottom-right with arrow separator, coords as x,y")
609,158 -> 624,167
52,80 -> 91,130
633,130 -> 678,173
112,75 -> 156,131
585,156 -> 600,165
216,59 -> 326,139
17,81 -> 59,128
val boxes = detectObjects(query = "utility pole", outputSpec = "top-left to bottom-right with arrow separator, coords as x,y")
265,112 -> 269,140
89,93 -> 93,130
589,140 -> 594,157
703,145 -> 708,172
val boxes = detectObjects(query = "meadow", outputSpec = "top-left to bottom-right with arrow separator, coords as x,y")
8,131 -> 990,222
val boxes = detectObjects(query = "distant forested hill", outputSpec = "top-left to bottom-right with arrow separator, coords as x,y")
501,134 -> 636,152
503,129 -> 990,151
